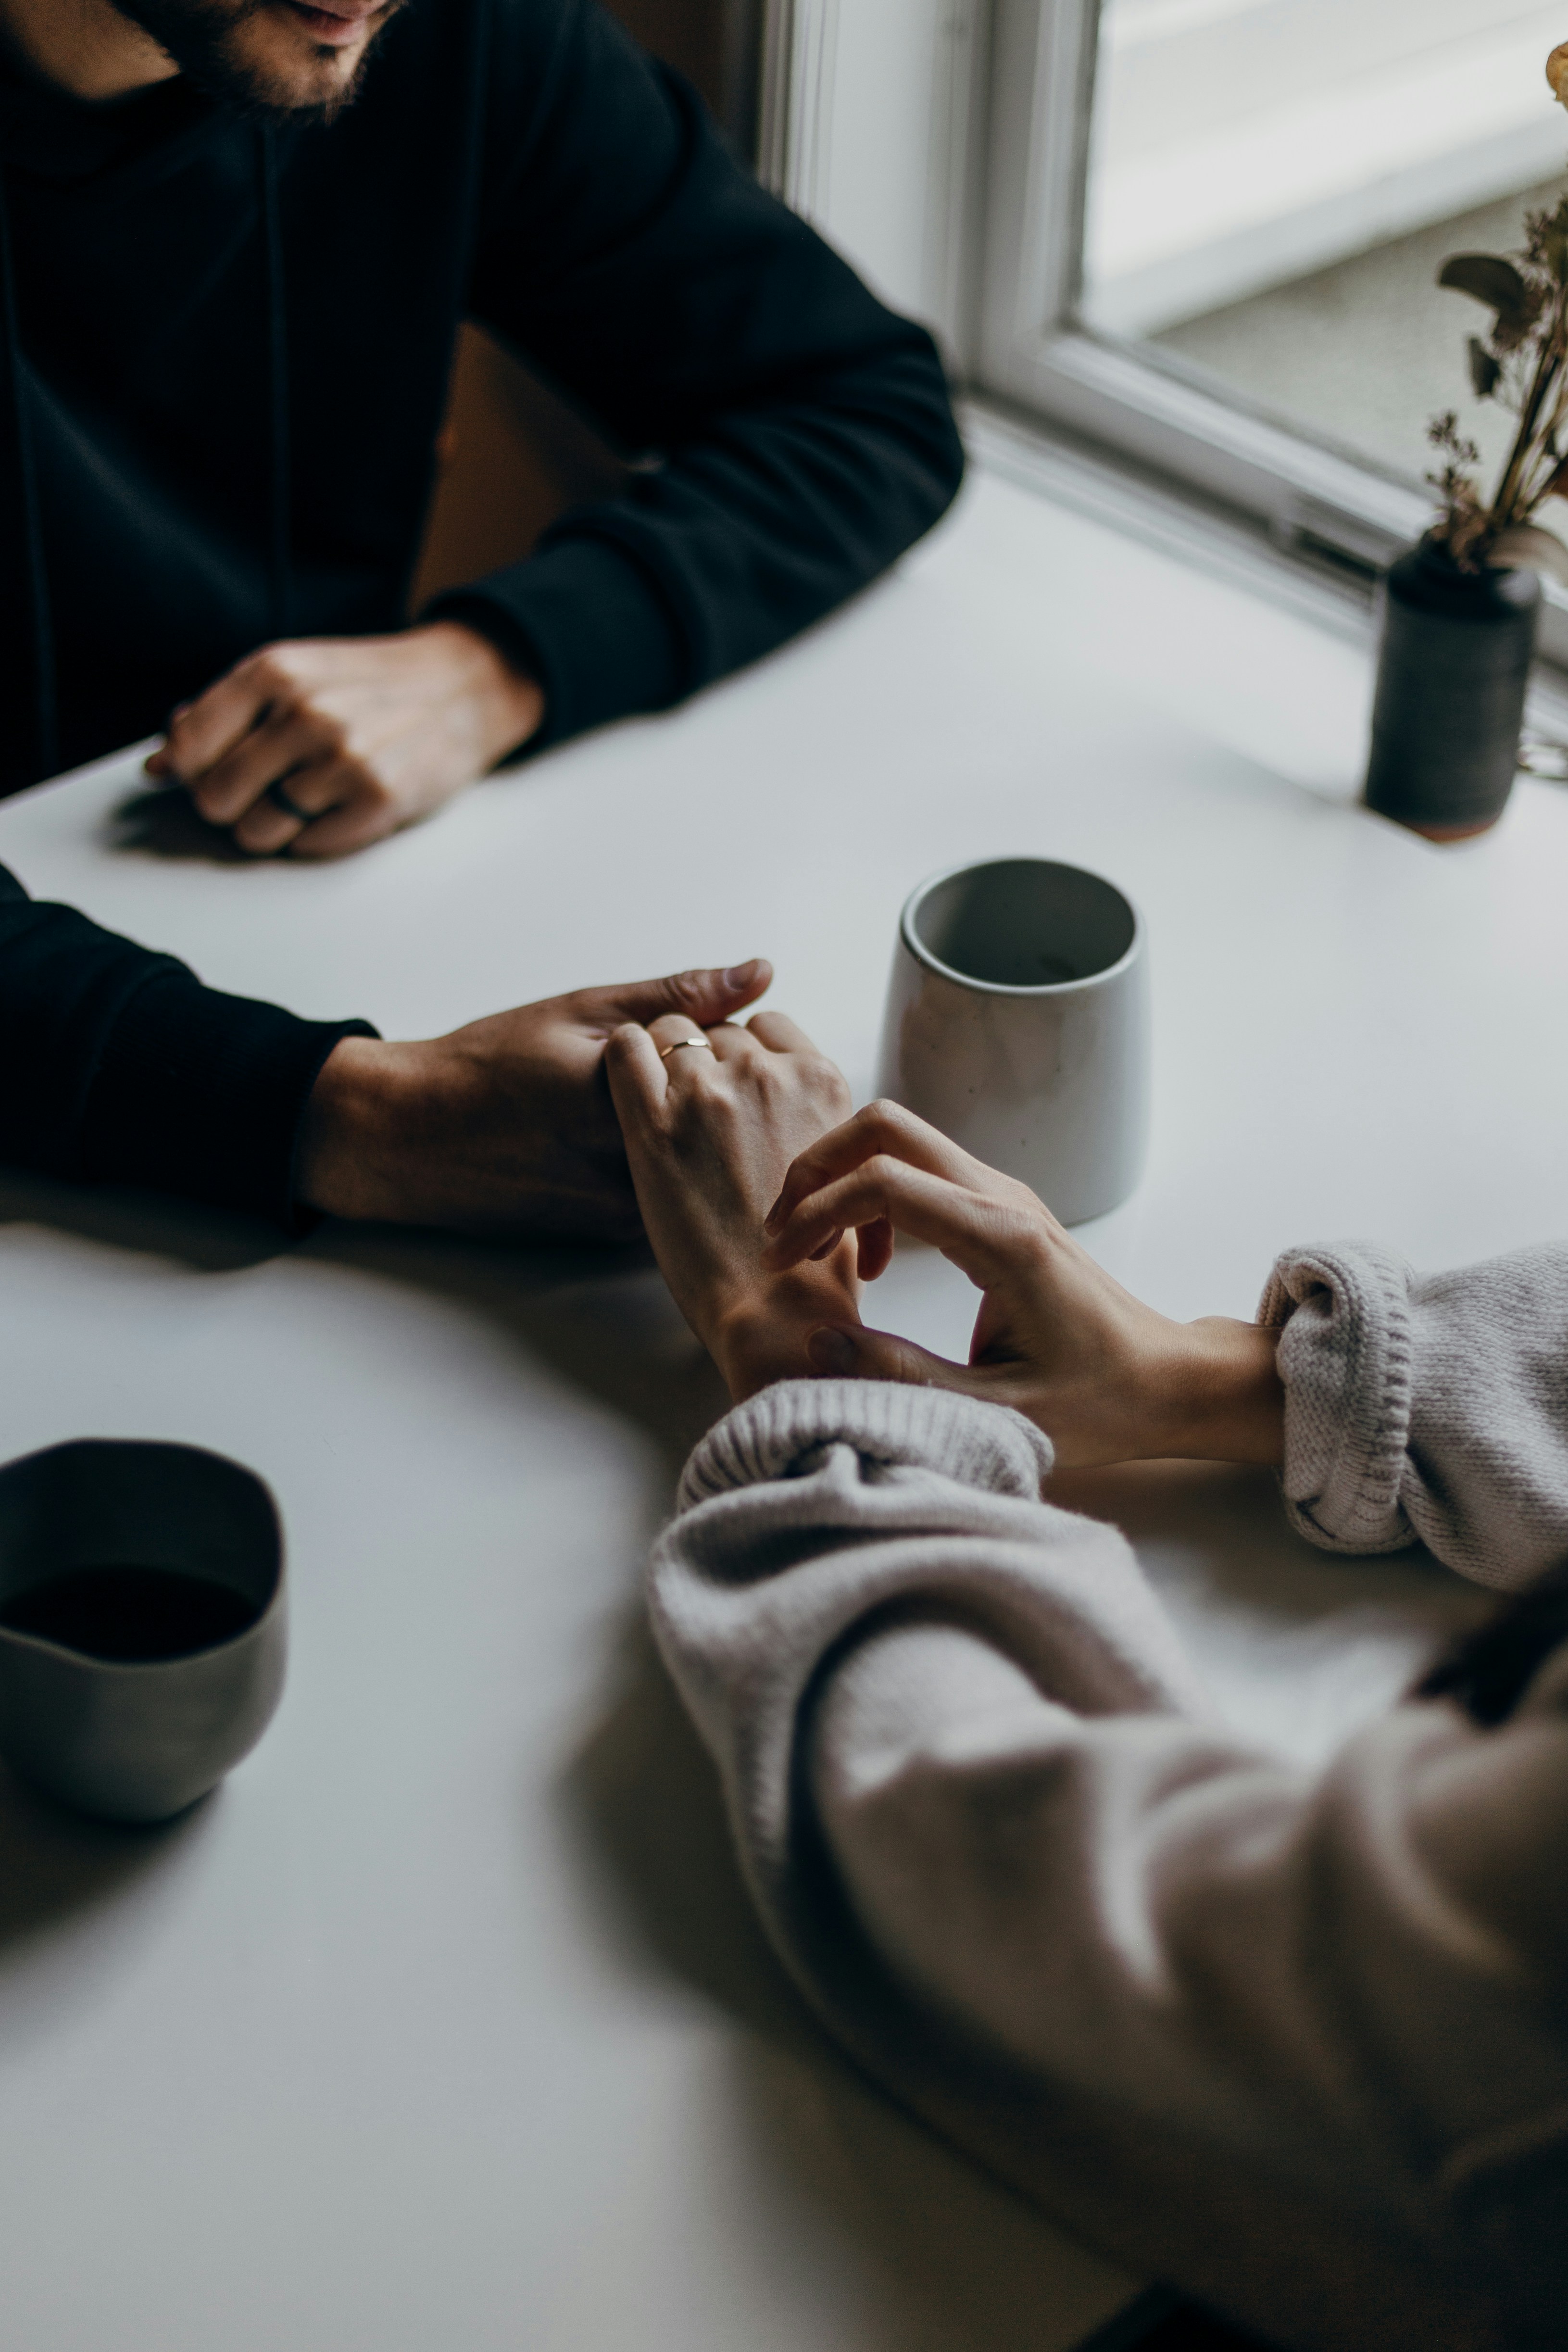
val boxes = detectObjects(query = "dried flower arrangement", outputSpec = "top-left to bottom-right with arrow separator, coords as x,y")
1428,41 -> 1568,581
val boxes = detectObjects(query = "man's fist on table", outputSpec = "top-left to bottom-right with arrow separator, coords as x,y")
147,622 -> 544,859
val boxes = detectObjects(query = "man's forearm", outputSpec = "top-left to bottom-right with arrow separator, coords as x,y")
295,1035 -> 452,1224
454,15 -> 963,755
0,861 -> 372,1224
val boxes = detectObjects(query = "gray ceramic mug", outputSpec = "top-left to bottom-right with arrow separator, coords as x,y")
0,1439 -> 287,1824
874,857 -> 1150,1225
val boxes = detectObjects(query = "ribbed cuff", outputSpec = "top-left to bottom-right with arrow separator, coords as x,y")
1258,1243 -> 1417,1554
79,968 -> 377,1231
678,1379 -> 1054,1512
426,528 -> 689,753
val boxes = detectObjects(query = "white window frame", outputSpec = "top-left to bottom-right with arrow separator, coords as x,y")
761,0 -> 1568,667
976,0 -> 1430,573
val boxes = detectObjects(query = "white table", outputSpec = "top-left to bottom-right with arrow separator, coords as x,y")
1,463 -> 1563,2352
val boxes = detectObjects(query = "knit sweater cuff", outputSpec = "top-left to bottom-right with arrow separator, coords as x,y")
678,1380 -> 1055,1512
1257,1243 -> 1417,1555
79,969 -> 377,1231
426,528 -> 688,754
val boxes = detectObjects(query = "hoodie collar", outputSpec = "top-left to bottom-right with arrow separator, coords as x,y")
0,45 -> 225,191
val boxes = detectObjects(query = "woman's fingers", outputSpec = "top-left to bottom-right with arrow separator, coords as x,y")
745,1010 -> 821,1057
856,1217 -> 895,1282
765,1157 -> 1038,1289
604,1020 -> 671,1119
645,1012 -> 721,1071
618,1010 -> 779,1105
805,1321 -> 989,1396
765,1100 -> 993,1235
703,1021 -> 761,1063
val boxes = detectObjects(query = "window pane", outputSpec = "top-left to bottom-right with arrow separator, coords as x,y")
1079,0 -> 1567,489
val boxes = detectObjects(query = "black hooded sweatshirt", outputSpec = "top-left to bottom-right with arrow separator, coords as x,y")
0,0 -> 963,1223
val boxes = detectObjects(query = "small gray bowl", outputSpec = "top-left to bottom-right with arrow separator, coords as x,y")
0,1440 -> 287,1824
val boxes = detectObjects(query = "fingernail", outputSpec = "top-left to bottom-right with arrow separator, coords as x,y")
807,1327 -> 858,1375
724,960 -> 761,991
763,1195 -> 786,1234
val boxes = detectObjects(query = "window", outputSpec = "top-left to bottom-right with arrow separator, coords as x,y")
763,0 -> 1568,645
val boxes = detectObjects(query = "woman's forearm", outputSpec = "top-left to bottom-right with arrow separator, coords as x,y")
1147,1315 -> 1285,1465
650,1376 -> 1568,2352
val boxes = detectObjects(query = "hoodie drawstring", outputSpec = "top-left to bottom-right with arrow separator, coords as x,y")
0,159 -> 58,787
257,125 -> 292,643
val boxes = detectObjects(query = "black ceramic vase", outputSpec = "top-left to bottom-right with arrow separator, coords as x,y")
1364,532 -> 1541,839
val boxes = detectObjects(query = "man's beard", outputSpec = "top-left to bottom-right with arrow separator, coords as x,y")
114,0 -> 406,122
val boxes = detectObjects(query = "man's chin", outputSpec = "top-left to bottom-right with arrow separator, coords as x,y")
224,6 -> 378,114
116,0 -> 400,121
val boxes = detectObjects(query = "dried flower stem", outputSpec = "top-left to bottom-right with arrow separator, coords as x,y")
1426,53 -> 1568,578
1493,304 -> 1566,528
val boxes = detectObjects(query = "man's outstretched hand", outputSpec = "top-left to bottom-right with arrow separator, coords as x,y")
296,960 -> 773,1239
146,622 -> 544,859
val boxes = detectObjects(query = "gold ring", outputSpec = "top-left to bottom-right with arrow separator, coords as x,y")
659,1036 -> 715,1060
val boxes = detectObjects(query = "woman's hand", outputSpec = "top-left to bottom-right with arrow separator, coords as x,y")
146,622 -> 543,859
605,1012 -> 860,1402
761,1102 -> 1283,1468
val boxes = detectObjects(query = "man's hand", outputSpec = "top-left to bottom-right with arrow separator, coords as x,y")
296,961 -> 773,1238
146,622 -> 544,860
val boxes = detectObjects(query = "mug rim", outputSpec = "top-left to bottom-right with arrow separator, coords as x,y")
0,1436 -> 286,1676
0,1580 -> 286,1676
898,856 -> 1144,998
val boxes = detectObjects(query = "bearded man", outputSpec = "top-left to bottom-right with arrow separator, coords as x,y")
0,0 -> 960,850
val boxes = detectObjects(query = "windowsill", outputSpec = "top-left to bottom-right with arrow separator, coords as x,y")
961,390 -> 1568,752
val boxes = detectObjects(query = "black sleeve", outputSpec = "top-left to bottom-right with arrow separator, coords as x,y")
0,861 -> 375,1226
425,0 -> 965,749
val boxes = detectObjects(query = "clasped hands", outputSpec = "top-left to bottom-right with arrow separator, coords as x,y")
128,616 -> 1275,1460
299,967 -> 1281,1470
603,1009 -> 1286,1471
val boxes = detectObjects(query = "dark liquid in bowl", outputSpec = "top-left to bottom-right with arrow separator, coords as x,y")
0,1567 -> 258,1661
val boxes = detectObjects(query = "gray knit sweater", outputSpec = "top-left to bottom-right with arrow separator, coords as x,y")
647,1244 -> 1568,2352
